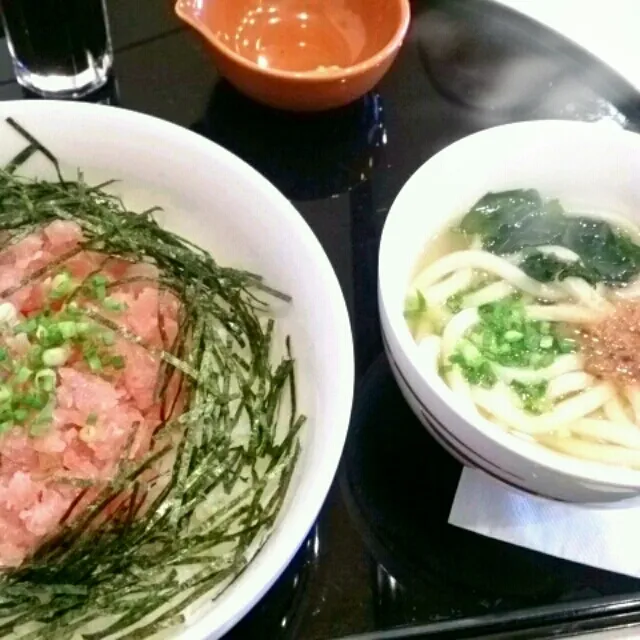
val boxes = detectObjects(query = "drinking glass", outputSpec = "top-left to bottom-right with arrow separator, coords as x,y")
0,0 -> 113,98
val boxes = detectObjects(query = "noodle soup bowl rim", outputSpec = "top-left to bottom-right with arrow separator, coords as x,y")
379,119 -> 640,503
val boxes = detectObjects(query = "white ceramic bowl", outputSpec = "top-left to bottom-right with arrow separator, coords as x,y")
0,100 -> 354,637
379,119 -> 640,504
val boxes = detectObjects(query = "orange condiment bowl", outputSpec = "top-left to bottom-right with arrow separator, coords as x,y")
175,0 -> 411,111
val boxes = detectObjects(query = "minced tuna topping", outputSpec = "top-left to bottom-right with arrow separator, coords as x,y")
0,220 -> 180,566
579,300 -> 640,386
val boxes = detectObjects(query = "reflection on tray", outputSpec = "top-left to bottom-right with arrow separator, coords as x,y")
190,80 -> 387,201
340,354 -> 640,632
226,524 -> 322,640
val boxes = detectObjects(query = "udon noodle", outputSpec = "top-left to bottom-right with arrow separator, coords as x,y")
405,188 -> 640,469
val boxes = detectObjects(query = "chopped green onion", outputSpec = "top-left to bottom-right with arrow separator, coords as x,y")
86,354 -> 102,372
76,321 -> 92,336
50,270 -> 73,299
461,340 -> 482,364
35,368 -> 56,392
110,355 -> 125,369
86,274 -> 107,301
26,345 -> 43,368
58,321 -> 78,339
454,296 -> 578,385
13,408 -> 28,424
42,347 -> 68,367
103,297 -> 126,312
41,325 -> 64,348
404,290 -> 428,333
14,318 -> 37,336
540,335 -> 554,349
511,380 -> 550,414
449,350 -> 496,387
23,392 -> 47,410
87,412 -> 97,426
504,330 -> 523,343
15,366 -> 33,384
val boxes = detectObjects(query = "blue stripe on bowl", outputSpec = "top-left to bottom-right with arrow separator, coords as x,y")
382,332 -> 567,503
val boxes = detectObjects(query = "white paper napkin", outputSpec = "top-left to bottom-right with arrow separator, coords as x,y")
449,467 -> 640,578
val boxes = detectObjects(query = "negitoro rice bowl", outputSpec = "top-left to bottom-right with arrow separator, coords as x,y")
0,104 -> 354,639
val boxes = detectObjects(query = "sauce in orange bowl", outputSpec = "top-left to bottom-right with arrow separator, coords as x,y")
175,0 -> 411,111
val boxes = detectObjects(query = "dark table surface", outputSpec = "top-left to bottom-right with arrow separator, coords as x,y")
3,1 -> 640,639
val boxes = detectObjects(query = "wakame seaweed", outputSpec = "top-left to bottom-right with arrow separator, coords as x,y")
458,189 -> 640,285
0,118 -> 305,639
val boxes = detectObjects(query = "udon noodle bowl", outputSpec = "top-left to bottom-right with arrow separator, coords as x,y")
405,188 -> 640,470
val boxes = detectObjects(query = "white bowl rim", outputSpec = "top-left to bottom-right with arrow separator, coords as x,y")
379,119 -> 640,490
0,100 -> 355,639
